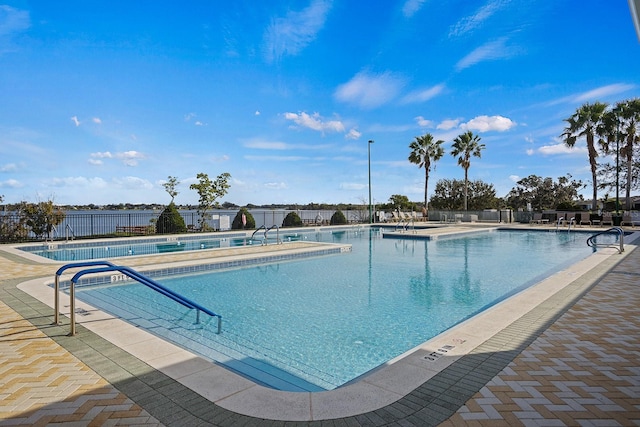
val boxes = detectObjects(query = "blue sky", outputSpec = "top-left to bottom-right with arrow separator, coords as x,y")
1,1 -> 639,207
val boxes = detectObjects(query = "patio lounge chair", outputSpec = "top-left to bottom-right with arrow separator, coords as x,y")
621,212 -> 635,227
601,212 -> 613,226
578,212 -> 591,226
530,213 -> 544,225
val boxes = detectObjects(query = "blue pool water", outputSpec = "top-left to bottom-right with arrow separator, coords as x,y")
73,228 -> 596,391
21,233 -> 289,261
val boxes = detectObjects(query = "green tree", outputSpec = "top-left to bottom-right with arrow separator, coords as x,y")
330,210 -> 347,225
561,101 -> 608,211
388,194 -> 413,211
282,211 -> 302,227
189,172 -> 231,231
231,208 -> 256,229
610,99 -> 640,210
408,133 -> 445,218
505,174 -> 585,211
451,131 -> 485,210
21,200 -> 66,240
162,176 -> 179,203
156,202 -> 186,234
430,179 -> 498,210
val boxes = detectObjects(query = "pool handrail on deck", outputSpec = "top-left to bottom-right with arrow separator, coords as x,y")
55,261 -> 222,336
54,261 -> 118,326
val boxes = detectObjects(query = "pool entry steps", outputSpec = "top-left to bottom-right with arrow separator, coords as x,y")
53,261 -> 222,336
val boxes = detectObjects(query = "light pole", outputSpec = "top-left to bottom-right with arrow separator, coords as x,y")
368,140 -> 374,224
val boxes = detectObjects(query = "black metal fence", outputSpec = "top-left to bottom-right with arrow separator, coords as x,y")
0,209 -> 372,243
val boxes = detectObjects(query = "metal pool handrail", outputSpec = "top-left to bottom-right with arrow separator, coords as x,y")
250,224 -> 282,244
54,261 -> 117,326
54,261 -> 222,336
586,227 -> 624,254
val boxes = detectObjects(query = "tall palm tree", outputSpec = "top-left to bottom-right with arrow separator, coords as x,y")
408,133 -> 445,218
561,101 -> 608,211
613,99 -> 640,211
451,131 -> 485,211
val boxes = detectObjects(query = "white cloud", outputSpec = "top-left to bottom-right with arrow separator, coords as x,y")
455,37 -> 521,71
462,115 -> 516,132
89,150 -> 144,166
263,0 -> 332,63
401,84 -> 445,104
345,129 -> 361,140
1,163 -> 18,172
334,71 -> 404,109
340,182 -> 366,191
48,176 -> 108,189
449,0 -> 508,38
526,148 -> 534,155
437,119 -> 461,130
116,151 -> 145,166
538,143 -> 585,155
415,116 -> 434,128
509,175 -> 520,182
244,155 -> 306,162
402,0 -> 426,18
71,116 -> 80,127
244,139 -> 289,150
0,178 -> 22,188
264,181 -> 288,190
547,83 -> 637,106
92,117 -> 102,124
90,151 -> 113,159
113,176 -> 153,190
284,111 -> 346,133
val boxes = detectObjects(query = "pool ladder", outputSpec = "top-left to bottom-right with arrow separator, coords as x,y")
395,218 -> 416,233
586,227 -> 624,254
53,261 -> 222,336
251,224 -> 282,245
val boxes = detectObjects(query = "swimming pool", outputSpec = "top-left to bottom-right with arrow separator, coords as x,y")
17,232 -> 281,261
71,228 -> 597,391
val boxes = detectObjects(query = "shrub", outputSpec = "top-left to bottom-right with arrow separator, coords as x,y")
282,211 -> 302,227
231,208 -> 256,229
156,202 -> 187,234
330,210 -> 347,225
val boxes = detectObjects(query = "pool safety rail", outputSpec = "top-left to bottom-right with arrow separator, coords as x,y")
250,224 -> 282,245
395,217 -> 416,233
53,261 -> 222,336
586,227 -> 625,254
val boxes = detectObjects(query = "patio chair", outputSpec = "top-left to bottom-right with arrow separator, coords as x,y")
601,212 -> 613,226
578,212 -> 591,227
621,212 -> 634,227
530,213 -> 543,225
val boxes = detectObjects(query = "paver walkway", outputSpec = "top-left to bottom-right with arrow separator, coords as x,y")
1,232 -> 639,426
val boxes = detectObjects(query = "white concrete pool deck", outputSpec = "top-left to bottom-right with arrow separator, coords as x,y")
7,225 -> 638,422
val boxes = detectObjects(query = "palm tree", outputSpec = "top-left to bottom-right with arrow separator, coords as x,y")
561,101 -> 608,212
408,134 -> 445,218
613,99 -> 640,211
451,131 -> 485,211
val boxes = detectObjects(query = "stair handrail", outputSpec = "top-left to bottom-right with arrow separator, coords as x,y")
65,224 -> 75,242
586,227 -> 624,254
54,261 -> 221,336
265,224 -> 282,244
251,225 -> 266,243
54,261 -> 117,326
